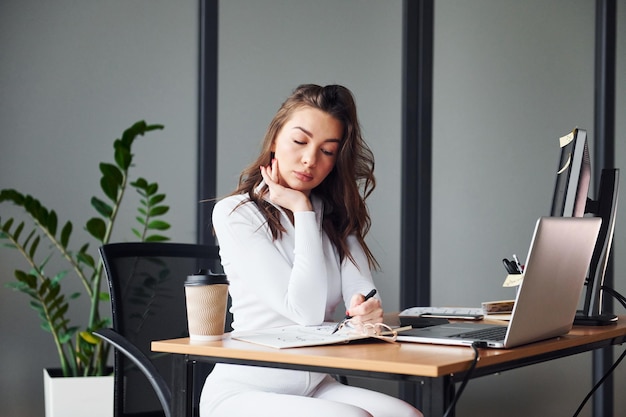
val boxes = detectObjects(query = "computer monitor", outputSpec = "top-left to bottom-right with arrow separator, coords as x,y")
550,128 -> 591,218
550,128 -> 620,325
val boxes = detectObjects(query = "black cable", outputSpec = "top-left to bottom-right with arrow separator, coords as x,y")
600,285 -> 626,310
442,341 -> 484,417
571,346 -> 626,417
569,285 -> 626,416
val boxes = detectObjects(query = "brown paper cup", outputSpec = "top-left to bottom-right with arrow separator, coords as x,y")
185,275 -> 229,341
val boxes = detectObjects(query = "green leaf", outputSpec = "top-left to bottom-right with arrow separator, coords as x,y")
22,228 -> 36,246
99,162 -> 123,186
131,177 -> 148,189
13,221 -> 24,241
114,142 -> 132,170
76,251 -> 95,268
60,221 -> 72,248
121,121 -> 145,145
0,189 -> 25,205
91,197 -> 113,218
51,270 -> 68,285
131,228 -> 141,238
119,121 -> 163,148
149,206 -> 169,216
1,217 -> 15,232
15,270 -> 37,289
4,281 -> 23,291
47,293 -> 64,310
47,210 -> 58,236
145,234 -> 170,242
28,235 -> 40,259
86,218 -> 106,241
149,194 -> 166,206
45,283 -> 62,304
29,300 -> 44,313
100,176 -> 119,201
51,303 -> 69,324
38,279 -> 51,298
146,183 -> 158,195
145,123 -> 165,132
147,220 -> 170,231
58,331 -> 73,344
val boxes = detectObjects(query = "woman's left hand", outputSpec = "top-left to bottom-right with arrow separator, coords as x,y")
346,292 -> 383,325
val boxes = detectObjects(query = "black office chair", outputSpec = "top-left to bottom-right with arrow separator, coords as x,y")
99,242 -> 227,417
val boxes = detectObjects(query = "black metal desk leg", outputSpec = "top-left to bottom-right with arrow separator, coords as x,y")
170,354 -> 192,417
420,376 -> 455,417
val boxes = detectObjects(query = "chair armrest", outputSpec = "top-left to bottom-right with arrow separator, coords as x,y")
94,328 -> 172,417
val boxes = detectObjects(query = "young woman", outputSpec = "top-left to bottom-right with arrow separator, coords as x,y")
200,84 -> 422,417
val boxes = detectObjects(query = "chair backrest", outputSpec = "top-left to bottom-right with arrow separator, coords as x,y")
100,242 -> 224,417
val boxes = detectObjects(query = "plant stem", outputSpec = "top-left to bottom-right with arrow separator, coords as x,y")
4,233 -> 77,375
87,165 -> 127,329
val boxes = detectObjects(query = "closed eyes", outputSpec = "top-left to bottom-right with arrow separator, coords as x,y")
292,139 -> 336,156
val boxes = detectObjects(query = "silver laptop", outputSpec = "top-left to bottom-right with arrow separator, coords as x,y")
397,217 -> 601,348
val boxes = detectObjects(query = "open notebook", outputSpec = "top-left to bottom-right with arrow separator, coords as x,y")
397,217 -> 602,348
232,322 -> 410,349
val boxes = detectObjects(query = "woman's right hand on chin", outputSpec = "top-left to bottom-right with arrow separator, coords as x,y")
260,158 -> 312,212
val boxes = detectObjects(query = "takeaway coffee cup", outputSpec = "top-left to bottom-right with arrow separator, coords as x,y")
184,270 -> 229,341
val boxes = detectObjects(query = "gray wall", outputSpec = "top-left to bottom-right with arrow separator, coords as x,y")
0,1 -> 624,417
216,0 -> 404,324
0,1 -> 199,416
432,1 -> 626,416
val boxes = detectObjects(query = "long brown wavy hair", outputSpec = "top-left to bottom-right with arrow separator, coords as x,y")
231,84 -> 378,269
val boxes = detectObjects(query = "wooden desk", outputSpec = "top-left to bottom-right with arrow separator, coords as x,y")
152,317 -> 626,417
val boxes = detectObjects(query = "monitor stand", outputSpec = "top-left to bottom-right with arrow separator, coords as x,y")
574,312 -> 618,326
575,169 -> 620,327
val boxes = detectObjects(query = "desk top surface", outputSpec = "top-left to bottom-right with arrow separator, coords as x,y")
152,316 -> 626,378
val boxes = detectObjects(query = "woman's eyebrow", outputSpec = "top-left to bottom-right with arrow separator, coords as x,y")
293,126 -> 313,137
293,126 -> 341,142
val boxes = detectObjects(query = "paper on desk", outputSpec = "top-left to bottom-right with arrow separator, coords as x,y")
232,323 -> 410,349
485,313 -> 512,321
400,306 -> 484,317
232,323 -> 370,349
482,300 -> 515,313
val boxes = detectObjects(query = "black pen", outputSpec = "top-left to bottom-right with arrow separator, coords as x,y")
331,289 -> 377,334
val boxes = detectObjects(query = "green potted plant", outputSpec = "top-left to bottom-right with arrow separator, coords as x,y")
0,120 -> 171,415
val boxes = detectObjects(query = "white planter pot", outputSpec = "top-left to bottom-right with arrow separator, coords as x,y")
43,368 -> 114,417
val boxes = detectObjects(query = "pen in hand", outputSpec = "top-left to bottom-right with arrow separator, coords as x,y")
331,289 -> 377,334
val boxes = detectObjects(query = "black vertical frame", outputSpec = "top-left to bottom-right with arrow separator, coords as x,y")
593,1 -> 617,416
197,0 -> 219,245
400,0 -> 434,322
399,0 -> 434,406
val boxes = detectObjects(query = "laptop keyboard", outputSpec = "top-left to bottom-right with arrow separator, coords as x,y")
453,326 -> 507,341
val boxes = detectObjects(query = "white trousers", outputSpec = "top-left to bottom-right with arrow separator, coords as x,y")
200,364 -> 422,417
